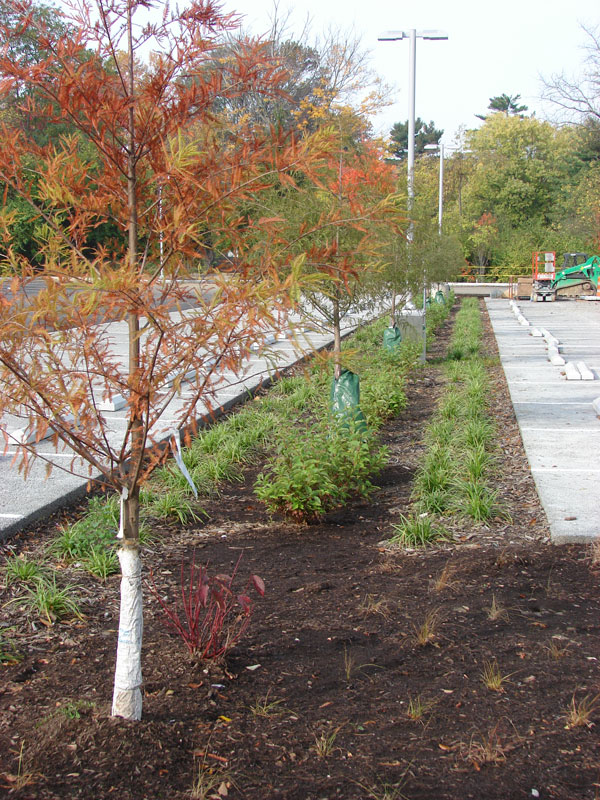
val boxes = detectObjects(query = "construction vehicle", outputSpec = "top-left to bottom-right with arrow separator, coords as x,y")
530,251 -> 556,301
531,251 -> 600,300
551,253 -> 600,297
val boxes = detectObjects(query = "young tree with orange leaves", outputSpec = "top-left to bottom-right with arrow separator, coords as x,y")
0,0 -> 336,719
279,111 -> 401,381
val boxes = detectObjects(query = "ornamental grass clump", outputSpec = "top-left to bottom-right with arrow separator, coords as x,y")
392,297 -> 504,540
389,514 -> 451,548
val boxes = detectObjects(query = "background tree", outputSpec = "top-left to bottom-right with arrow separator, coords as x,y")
476,93 -> 528,120
468,212 -> 498,271
457,114 -> 570,265
213,14 -> 389,136
388,117 -> 443,160
0,0 -> 338,720
543,25 -> 600,123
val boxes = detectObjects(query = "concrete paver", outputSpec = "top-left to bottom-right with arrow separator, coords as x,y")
486,297 -> 600,543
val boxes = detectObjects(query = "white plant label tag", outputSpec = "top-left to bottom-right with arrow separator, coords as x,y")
170,431 -> 198,499
117,485 -> 129,539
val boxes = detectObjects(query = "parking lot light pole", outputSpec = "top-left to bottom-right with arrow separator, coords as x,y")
377,29 -> 448,241
378,29 -> 447,363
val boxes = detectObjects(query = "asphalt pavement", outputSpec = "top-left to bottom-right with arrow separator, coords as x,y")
486,296 -> 600,543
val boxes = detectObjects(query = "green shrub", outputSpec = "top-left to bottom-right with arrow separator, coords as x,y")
255,418 -> 386,523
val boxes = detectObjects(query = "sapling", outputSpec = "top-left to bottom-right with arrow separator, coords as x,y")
0,0 -> 352,720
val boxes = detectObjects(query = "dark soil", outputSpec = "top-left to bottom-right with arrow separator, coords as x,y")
1,301 -> 599,800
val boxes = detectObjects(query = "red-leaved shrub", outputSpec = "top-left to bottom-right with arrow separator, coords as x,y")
149,553 -> 265,659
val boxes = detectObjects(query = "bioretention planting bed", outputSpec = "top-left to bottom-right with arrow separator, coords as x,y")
1,298 -> 599,799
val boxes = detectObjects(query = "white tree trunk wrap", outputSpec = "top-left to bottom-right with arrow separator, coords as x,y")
111,546 -> 143,720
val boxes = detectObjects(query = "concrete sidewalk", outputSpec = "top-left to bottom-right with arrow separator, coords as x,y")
486,297 -> 600,543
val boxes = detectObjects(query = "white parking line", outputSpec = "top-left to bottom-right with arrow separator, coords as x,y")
533,467 -> 600,473
513,401 -> 591,405
521,428 -> 600,432
5,452 -> 79,458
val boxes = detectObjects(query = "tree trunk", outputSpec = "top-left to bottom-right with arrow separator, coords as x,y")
111,521 -> 143,720
111,0 -> 144,721
390,292 -> 396,327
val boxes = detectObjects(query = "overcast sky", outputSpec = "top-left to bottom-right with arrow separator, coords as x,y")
221,0 -> 599,144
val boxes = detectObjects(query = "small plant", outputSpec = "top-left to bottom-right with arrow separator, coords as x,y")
588,539 -> 600,569
355,777 -> 409,800
342,646 -> 357,681
454,480 -> 500,522
249,690 -> 289,718
358,594 -> 391,618
190,763 -> 231,800
389,514 -> 451,548
461,418 -> 495,449
0,630 -> 22,665
564,691 -> 600,729
14,576 -> 83,625
431,563 -> 458,593
487,594 -> 509,622
341,646 -> 382,682
413,457 -> 452,496
81,546 -> 119,581
149,553 -> 265,660
146,490 -> 203,524
57,700 -> 95,720
9,741 -> 36,792
313,724 -> 342,758
413,608 -> 442,647
406,693 -> 438,722
457,724 -> 509,767
463,443 -> 493,481
545,637 -> 571,660
480,659 -> 510,692
4,553 -> 46,586
416,487 -> 453,516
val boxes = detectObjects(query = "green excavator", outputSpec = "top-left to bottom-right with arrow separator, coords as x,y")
552,253 -> 600,296
531,252 -> 600,300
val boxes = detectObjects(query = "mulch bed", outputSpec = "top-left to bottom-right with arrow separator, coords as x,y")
1,300 -> 599,800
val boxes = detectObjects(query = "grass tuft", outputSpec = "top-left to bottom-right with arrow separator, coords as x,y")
564,691 -> 600,729
389,514 -> 451,548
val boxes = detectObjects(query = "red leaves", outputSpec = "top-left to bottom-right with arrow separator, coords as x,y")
148,553 -> 265,659
251,574 -> 265,597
